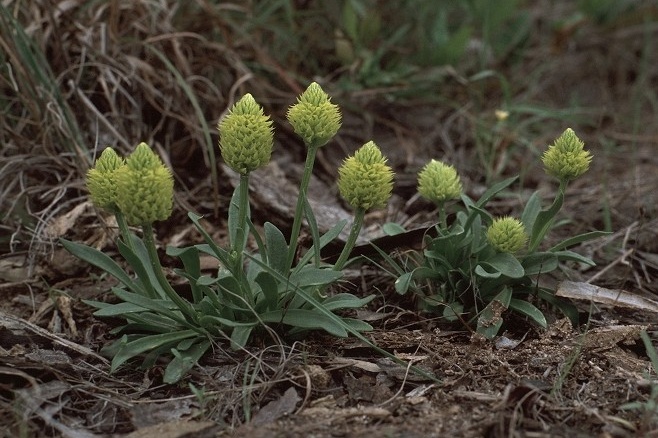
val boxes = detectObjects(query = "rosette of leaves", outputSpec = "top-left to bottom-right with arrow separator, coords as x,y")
62,144 -> 208,382
62,88 -> 383,383
378,129 -> 607,339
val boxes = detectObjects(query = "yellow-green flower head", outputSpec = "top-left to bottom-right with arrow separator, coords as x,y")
542,128 -> 592,182
86,147 -> 125,211
487,217 -> 528,253
338,141 -> 394,210
218,93 -> 273,175
287,82 -> 341,148
417,159 -> 463,204
115,143 -> 174,225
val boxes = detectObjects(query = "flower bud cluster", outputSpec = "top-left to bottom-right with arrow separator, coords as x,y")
287,82 -> 341,148
218,94 -> 274,175
487,217 -> 528,253
542,128 -> 592,182
417,160 -> 462,204
86,143 -> 173,225
338,141 -> 394,211
87,148 -> 125,212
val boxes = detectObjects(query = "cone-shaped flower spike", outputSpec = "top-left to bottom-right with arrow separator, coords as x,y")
542,128 -> 592,182
87,147 -> 125,212
287,82 -> 341,148
417,159 -> 463,204
218,93 -> 274,175
338,141 -> 394,211
115,143 -> 174,225
487,217 -> 528,253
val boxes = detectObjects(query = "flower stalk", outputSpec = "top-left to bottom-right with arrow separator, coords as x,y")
333,208 -> 365,271
285,146 -> 319,272
284,82 -> 342,272
142,222 -> 199,326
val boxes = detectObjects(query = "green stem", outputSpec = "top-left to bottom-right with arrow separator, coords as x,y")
438,202 -> 448,231
233,173 -> 253,304
333,208 -> 365,271
233,173 -> 250,255
285,145 -> 318,272
142,223 -> 199,326
115,210 -> 135,252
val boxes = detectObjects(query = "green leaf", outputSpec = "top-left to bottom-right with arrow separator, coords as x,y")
341,318 -> 373,332
477,252 -> 525,279
110,330 -> 199,373
549,230 -> 610,252
92,301 -> 149,316
322,293 -> 375,310
167,246 -> 203,302
296,219 -> 348,269
288,265 -> 343,288
442,302 -> 463,321
521,252 -> 559,275
461,202 -> 493,233
509,299 -> 547,328
260,309 -> 348,337
197,314 -> 256,330
59,238 -> 143,294
246,215 -> 266,257
394,266 -> 439,294
254,270 -> 279,311
383,222 -> 406,236
122,312 -> 186,332
228,181 -> 249,252
475,176 -> 518,208
529,187 -> 564,252
474,265 -> 501,278
302,198 -> 322,266
164,339 -> 211,383
521,191 -> 541,233
117,237 -> 164,299
264,222 -> 288,274
245,252 -> 439,383
111,289 -> 193,328
476,287 -> 512,339
230,325 -> 254,349
552,250 -> 596,266
395,272 -> 413,294
82,299 -> 113,310
188,213 -> 231,267
640,330 -> 658,374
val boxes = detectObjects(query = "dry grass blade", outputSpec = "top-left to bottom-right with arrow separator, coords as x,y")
0,0 -> 267,258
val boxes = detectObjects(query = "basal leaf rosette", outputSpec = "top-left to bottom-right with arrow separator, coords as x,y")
417,159 -> 463,204
115,143 -> 174,225
338,141 -> 394,210
542,128 -> 592,182
86,147 -> 125,211
287,82 -> 341,148
487,217 -> 528,253
218,93 -> 274,175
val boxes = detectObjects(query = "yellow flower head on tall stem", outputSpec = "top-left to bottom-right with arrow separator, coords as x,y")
86,147 -> 125,212
487,217 -> 528,253
338,141 -> 394,211
287,82 -> 341,148
542,128 -> 592,182
218,93 -> 274,175
115,143 -> 174,225
417,159 -> 462,205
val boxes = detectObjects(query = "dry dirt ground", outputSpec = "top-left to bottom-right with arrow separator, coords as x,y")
2,3 -> 658,438
2,129 -> 657,438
